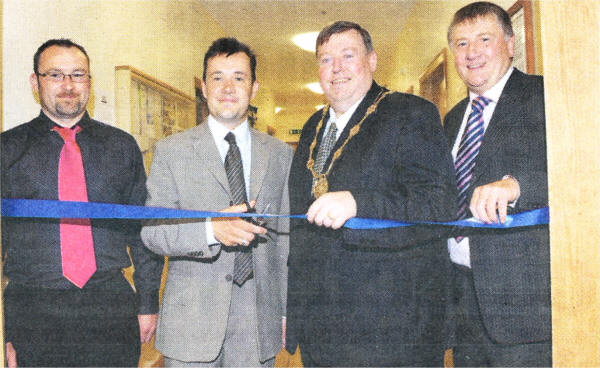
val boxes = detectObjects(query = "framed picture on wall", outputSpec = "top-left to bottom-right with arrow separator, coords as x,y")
508,0 -> 535,74
419,49 -> 449,118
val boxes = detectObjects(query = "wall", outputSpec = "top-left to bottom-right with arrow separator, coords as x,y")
272,108 -> 319,144
2,0 -> 225,131
253,86 -> 276,137
540,1 -> 600,366
387,0 -> 528,112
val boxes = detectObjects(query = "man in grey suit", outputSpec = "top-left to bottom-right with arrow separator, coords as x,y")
141,38 -> 292,367
444,2 -> 550,366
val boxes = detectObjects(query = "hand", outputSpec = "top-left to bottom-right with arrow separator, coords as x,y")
470,176 -> 520,224
282,316 -> 287,348
307,191 -> 357,229
213,201 -> 267,246
6,342 -> 17,368
138,314 -> 158,343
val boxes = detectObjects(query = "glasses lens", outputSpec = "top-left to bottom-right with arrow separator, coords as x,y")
48,72 -> 64,82
71,73 -> 88,82
40,72 -> 89,82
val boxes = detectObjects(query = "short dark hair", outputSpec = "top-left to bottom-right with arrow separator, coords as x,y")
34,38 -> 89,75
202,37 -> 257,82
448,1 -> 514,45
316,21 -> 374,56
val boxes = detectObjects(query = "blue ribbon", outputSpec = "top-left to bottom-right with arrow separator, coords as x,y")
1,199 -> 548,230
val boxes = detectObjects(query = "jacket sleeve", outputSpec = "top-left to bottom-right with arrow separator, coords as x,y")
344,98 -> 458,248
141,140 -> 222,260
509,77 -> 548,212
277,146 -> 293,316
124,136 -> 164,315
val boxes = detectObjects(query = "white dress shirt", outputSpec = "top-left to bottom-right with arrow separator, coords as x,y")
205,115 -> 252,245
324,96 -> 364,140
448,67 -> 514,268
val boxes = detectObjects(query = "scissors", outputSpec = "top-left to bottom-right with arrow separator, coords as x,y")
243,202 -> 270,227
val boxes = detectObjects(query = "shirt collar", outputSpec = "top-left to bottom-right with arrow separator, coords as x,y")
40,110 -> 91,131
207,115 -> 251,146
330,95 -> 364,124
469,66 -> 514,104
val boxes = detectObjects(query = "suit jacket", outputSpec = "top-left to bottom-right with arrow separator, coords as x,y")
444,69 -> 551,344
286,82 -> 458,366
141,122 -> 293,362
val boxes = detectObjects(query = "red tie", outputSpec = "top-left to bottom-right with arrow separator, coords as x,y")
53,126 -> 97,288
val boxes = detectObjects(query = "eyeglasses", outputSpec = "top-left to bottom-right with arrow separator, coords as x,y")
38,71 -> 91,83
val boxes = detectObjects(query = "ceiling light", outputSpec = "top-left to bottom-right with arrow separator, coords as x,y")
315,104 -> 325,110
306,82 -> 323,94
292,32 -> 319,52
275,107 -> 283,114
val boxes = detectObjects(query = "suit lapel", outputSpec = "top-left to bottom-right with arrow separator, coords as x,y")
324,82 -> 384,169
473,70 -> 525,185
249,129 -> 270,201
446,98 -> 469,143
191,123 -> 231,197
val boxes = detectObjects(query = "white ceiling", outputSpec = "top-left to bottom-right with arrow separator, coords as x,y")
199,0 -> 417,116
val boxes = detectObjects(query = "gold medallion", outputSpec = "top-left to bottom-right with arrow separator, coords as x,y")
306,89 -> 392,199
313,176 -> 329,198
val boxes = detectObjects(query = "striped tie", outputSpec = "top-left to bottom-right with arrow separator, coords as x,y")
454,96 -> 491,241
312,120 -> 337,195
224,132 -> 253,286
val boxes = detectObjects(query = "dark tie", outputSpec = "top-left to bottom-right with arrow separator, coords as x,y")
53,126 -> 97,288
312,120 -> 338,193
224,132 -> 253,285
454,96 -> 491,242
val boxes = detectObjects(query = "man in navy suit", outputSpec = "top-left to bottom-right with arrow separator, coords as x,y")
444,2 -> 551,366
285,21 -> 457,366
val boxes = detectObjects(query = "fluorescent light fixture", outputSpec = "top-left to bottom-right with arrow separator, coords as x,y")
292,32 -> 319,52
306,82 -> 323,94
275,107 -> 283,114
315,104 -> 326,110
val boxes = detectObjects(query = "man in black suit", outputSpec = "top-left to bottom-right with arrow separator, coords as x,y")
444,2 -> 551,366
285,21 -> 457,366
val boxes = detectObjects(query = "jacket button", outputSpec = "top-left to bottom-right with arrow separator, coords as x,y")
187,250 -> 204,257
225,274 -> 232,282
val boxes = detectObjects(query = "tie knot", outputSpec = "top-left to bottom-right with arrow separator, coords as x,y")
53,125 -> 81,143
328,120 -> 337,133
225,132 -> 237,146
471,96 -> 491,114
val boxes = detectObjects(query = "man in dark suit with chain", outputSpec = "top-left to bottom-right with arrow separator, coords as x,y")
444,2 -> 551,366
285,21 -> 457,366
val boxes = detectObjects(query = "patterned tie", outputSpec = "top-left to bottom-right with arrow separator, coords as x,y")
54,126 -> 97,288
312,119 -> 338,194
224,132 -> 253,286
454,96 -> 491,241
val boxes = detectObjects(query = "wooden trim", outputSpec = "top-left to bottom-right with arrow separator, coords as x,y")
508,0 -> 536,74
115,65 -> 194,103
419,48 -> 448,84
419,48 -> 449,118
194,76 -> 202,90
540,1 -> 600,365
